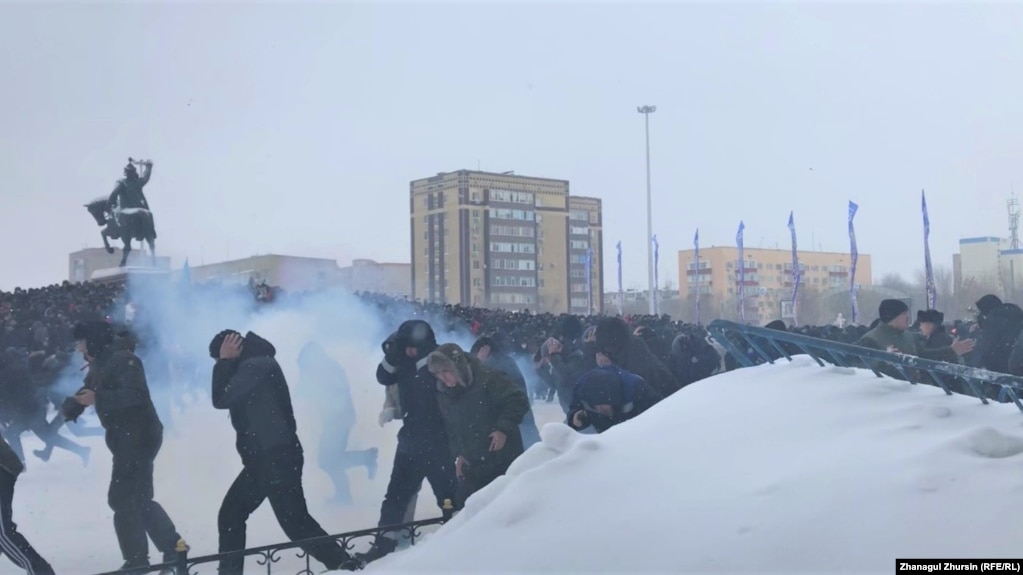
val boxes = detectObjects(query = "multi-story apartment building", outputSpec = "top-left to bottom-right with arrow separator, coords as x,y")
677,246 -> 873,325
410,170 -> 603,314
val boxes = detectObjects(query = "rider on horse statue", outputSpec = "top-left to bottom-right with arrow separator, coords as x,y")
84,158 -> 159,267
109,159 -> 157,240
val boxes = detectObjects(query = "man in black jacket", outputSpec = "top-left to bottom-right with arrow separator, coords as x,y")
62,321 -> 186,573
0,433 -> 54,574
356,320 -> 457,565
208,330 -> 358,574
971,294 -> 1023,376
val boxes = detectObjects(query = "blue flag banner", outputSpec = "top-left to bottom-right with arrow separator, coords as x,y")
652,235 -> 660,315
788,211 -> 800,325
616,241 -> 623,315
694,229 -> 701,325
922,190 -> 936,310
737,221 -> 746,323
848,201 -> 860,324
585,248 -> 593,314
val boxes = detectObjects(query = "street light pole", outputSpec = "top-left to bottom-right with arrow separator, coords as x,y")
637,105 -> 657,315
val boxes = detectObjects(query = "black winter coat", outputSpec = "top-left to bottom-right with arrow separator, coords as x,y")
376,346 -> 448,446
88,341 -> 163,455
974,303 -> 1023,373
212,333 -> 301,465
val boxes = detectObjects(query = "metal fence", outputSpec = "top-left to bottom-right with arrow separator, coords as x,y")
92,517 -> 447,575
706,319 -> 1023,412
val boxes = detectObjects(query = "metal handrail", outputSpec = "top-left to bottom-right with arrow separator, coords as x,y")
92,516 -> 447,575
706,319 -> 1023,411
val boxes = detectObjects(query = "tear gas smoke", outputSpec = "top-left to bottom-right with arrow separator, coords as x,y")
47,275 -> 481,566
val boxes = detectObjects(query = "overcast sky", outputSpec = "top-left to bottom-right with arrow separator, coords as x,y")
1,2 -> 1021,292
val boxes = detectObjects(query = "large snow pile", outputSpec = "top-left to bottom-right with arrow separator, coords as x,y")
366,356 -> 1023,574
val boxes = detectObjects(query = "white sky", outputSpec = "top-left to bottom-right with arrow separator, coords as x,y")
1,2 -> 1020,292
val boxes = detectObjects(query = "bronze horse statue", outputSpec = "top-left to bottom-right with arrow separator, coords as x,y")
84,158 -> 158,267
85,198 -> 157,267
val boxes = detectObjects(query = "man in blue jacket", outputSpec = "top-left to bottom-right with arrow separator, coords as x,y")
567,364 -> 663,433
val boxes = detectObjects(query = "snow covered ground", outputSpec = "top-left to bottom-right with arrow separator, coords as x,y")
362,356 -> 1023,575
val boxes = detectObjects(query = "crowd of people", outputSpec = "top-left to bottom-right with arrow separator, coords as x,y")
0,276 -> 1020,574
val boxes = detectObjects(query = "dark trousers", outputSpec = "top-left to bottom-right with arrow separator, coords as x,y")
0,470 -> 54,575
377,436 -> 457,533
108,436 -> 181,563
217,450 -> 350,574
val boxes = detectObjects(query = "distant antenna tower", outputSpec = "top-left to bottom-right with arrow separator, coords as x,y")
1010,193 -> 1021,250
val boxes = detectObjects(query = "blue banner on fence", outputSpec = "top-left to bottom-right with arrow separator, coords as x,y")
694,229 -> 700,325
616,241 -> 623,315
922,190 -> 936,310
788,211 -> 800,325
737,221 -> 746,323
848,201 -> 860,324
652,234 -> 659,315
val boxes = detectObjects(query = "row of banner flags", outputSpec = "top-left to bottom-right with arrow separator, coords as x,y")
612,192 -> 937,325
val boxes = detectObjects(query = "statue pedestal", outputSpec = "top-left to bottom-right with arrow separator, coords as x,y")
89,266 -> 169,286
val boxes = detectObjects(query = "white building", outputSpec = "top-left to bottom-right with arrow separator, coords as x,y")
953,236 -> 1023,297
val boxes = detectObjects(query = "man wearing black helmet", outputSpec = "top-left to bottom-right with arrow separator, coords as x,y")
357,320 -> 458,565
61,321 -> 186,573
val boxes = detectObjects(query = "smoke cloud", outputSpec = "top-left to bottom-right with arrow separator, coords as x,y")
47,275 -> 482,570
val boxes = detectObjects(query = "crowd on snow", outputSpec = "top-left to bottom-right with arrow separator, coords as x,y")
1,277 -> 1022,574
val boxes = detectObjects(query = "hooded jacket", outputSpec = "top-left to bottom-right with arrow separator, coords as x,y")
567,365 -> 663,433
427,344 -> 529,481
973,301 -> 1023,373
210,331 -> 301,464
595,317 -> 680,398
85,335 -> 163,454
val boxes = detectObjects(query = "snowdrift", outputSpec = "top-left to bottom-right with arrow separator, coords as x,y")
365,356 -> 1023,575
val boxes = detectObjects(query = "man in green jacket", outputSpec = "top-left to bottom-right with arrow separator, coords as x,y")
857,299 -> 975,379
427,343 -> 530,507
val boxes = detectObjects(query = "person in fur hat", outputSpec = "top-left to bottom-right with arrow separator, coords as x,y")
427,343 -> 530,506
915,309 -> 958,363
857,300 -> 974,380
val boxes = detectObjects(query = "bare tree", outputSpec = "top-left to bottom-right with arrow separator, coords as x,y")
880,273 -> 917,297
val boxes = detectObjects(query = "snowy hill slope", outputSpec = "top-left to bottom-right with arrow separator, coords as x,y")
365,356 -> 1023,575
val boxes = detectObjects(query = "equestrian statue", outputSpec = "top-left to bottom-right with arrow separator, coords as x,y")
85,158 -> 158,267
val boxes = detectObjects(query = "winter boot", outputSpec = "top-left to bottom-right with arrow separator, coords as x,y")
117,558 -> 150,574
355,537 -> 398,565
328,554 -> 364,572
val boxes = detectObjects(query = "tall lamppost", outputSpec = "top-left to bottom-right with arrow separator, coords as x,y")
637,105 -> 657,315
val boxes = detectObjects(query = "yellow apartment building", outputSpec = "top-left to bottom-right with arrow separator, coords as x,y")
410,170 -> 603,314
678,246 -> 873,325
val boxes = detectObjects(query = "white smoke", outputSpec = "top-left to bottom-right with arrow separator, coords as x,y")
47,275 -> 482,566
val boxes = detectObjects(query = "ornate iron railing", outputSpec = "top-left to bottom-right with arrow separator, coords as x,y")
93,517 -> 447,575
706,319 -> 1023,411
